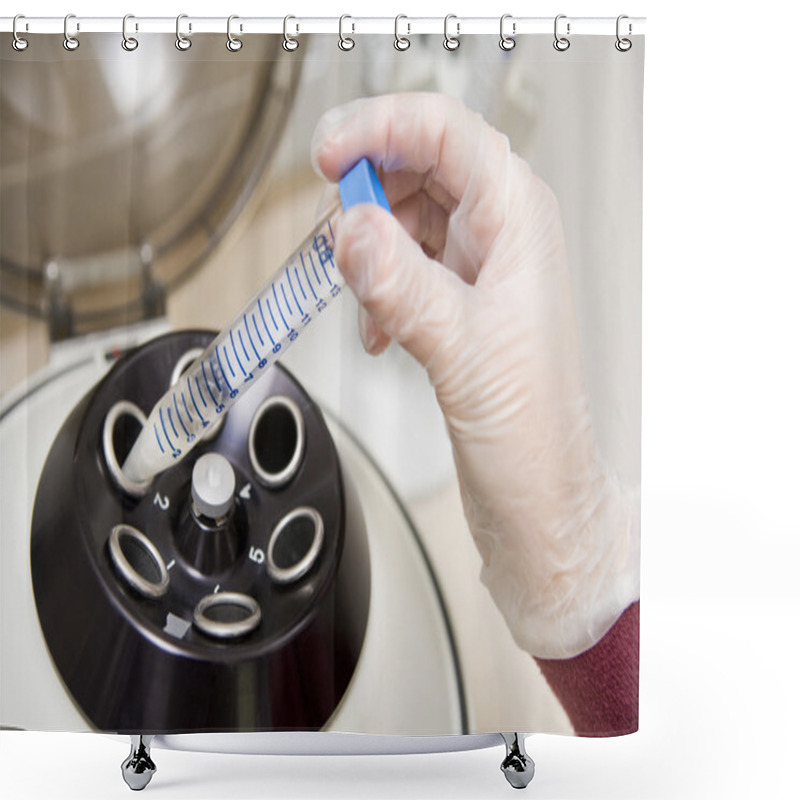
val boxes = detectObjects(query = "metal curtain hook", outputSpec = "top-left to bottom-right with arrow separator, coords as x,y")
443,14 -> 460,51
394,15 -> 410,51
175,14 -> 192,51
499,14 -> 515,50
63,13 -> 79,51
615,14 -> 632,52
122,14 -> 138,51
553,14 -> 570,52
283,15 -> 299,51
227,15 -> 243,51
12,14 -> 29,51
338,15 -> 355,51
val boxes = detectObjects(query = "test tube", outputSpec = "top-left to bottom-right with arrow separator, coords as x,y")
122,158 -> 390,485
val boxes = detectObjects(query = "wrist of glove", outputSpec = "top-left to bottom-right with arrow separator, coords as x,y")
463,444 -> 641,660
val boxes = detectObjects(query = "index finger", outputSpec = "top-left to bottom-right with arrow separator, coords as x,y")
311,93 -> 511,206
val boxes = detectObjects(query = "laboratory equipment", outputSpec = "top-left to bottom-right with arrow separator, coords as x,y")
1,328 -> 466,738
0,32 -> 300,341
30,330 -> 372,733
122,158 -> 390,487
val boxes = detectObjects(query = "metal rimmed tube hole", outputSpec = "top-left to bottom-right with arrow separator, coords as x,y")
170,348 -> 223,441
193,592 -> 261,639
248,396 -> 305,488
170,347 -> 204,387
267,506 -> 324,585
108,524 -> 169,599
103,401 -> 153,497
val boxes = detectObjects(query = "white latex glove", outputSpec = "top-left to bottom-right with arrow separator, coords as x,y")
312,93 -> 640,659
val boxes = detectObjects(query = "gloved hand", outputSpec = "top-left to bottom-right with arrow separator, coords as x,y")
312,93 -> 639,659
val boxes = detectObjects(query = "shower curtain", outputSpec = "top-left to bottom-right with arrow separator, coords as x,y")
0,18 -> 644,750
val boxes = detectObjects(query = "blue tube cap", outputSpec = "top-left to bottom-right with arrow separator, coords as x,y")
338,158 -> 391,214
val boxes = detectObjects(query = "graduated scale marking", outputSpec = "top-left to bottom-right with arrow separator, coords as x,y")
154,228 -> 335,456
122,225 -> 339,483
122,157 -> 390,485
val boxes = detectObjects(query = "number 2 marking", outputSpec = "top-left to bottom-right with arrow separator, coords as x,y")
153,492 -> 170,511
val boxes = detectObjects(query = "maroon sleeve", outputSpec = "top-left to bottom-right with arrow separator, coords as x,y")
534,601 -> 639,736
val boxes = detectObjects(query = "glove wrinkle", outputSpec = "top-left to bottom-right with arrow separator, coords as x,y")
313,93 -> 640,660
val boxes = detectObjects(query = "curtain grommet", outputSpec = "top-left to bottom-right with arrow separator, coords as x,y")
443,14 -> 460,51
175,13 -> 192,51
553,14 -> 570,52
12,14 -> 29,51
283,15 -> 299,51
122,14 -> 138,51
63,13 -> 80,51
338,14 -> 355,51
394,15 -> 410,51
500,14 -> 516,51
615,15 -> 632,52
226,15 -> 243,52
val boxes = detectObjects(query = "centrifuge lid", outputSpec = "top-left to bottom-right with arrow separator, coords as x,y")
0,33 -> 301,336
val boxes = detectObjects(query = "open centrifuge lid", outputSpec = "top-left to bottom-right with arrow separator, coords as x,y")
0,33 -> 301,338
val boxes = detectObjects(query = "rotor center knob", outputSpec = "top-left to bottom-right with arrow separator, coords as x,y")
191,453 -> 235,520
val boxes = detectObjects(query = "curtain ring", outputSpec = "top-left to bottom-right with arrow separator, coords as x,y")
63,13 -> 79,51
12,15 -> 29,52
122,14 -> 138,51
443,14 -> 460,51
553,14 -> 570,52
615,14 -> 632,52
175,14 -> 192,51
338,15 -> 355,51
499,14 -> 515,51
394,15 -> 410,51
283,15 -> 299,51
227,15 -> 243,51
